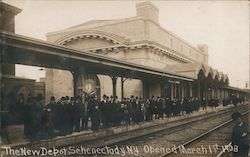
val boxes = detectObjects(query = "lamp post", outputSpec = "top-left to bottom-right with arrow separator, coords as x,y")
207,87 -> 211,110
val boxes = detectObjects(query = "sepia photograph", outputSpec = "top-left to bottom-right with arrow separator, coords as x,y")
0,0 -> 249,156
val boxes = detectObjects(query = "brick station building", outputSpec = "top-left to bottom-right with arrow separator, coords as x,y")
45,1 -> 242,102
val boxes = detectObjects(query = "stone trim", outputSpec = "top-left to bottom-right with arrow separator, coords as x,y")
55,30 -> 130,46
60,35 -> 191,64
0,2 -> 22,15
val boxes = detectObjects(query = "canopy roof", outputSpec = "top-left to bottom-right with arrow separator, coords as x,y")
162,62 -> 229,83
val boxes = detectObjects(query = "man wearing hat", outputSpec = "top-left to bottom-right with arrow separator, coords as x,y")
44,96 -> 57,138
72,96 -> 83,132
231,112 -> 249,157
88,95 -> 100,131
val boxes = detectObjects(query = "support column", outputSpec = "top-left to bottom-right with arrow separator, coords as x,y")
185,82 -> 188,97
121,77 -> 124,100
197,81 -> 201,99
176,84 -> 178,98
0,65 -> 2,136
0,66 -> 2,139
179,83 -> 181,99
189,82 -> 192,97
181,82 -> 185,98
173,84 -> 176,98
143,80 -> 149,100
71,70 -> 80,98
110,76 -> 118,98
0,93 -> 2,144
171,84 -> 173,100
209,88 -> 210,99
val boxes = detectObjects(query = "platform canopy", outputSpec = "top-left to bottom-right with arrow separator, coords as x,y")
163,62 -> 229,83
0,31 -> 194,82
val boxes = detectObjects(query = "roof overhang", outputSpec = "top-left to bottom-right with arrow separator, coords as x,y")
0,2 -> 22,15
0,31 -> 194,82
222,86 -> 250,93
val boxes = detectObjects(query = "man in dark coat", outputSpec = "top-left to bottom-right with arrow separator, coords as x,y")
105,96 -> 112,127
44,96 -> 57,139
64,96 -> 73,135
149,96 -> 155,120
23,94 -> 33,139
56,97 -> 66,135
14,94 -> 25,124
164,98 -> 171,117
130,95 -> 137,123
157,97 -> 164,119
30,94 -> 44,141
145,98 -> 151,121
123,98 -> 130,124
231,112 -> 249,157
172,98 -> 178,116
133,96 -> 140,123
72,97 -> 83,132
46,96 -> 57,126
126,98 -> 133,124
201,97 -> 207,110
82,96 -> 89,131
99,95 -> 107,128
179,98 -> 184,116
89,95 -> 100,131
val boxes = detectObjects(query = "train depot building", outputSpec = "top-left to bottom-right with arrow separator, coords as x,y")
0,1 -> 249,146
44,1 -> 245,102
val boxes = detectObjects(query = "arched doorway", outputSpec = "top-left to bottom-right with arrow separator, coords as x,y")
7,85 -> 32,125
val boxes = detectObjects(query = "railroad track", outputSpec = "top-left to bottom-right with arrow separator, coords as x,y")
94,108 -> 248,157
68,105 -> 247,157
64,105 -> 247,147
0,105 -> 248,157
161,111 -> 248,157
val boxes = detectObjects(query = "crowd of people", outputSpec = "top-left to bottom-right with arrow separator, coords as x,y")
223,97 -> 245,106
18,94 -> 245,141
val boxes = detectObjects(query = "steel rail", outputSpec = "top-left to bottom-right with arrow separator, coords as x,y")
60,106 -> 246,148
159,110 -> 249,157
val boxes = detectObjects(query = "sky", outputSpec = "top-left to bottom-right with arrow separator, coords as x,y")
3,0 -> 250,88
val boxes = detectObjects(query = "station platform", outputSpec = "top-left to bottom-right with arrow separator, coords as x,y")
0,104 -> 235,150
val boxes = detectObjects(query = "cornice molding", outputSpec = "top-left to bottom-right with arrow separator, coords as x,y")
55,30 -> 130,46
0,2 -> 22,15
